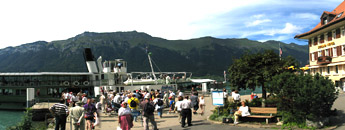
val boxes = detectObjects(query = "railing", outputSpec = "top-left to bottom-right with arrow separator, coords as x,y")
317,56 -> 332,65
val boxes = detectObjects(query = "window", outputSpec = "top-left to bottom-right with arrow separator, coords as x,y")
325,33 -> 328,42
342,27 -> 345,36
325,49 -> 329,56
327,66 -> 330,74
336,65 -> 339,74
320,67 -> 323,74
311,38 -> 314,45
319,51 -> 322,57
338,12 -> 343,18
311,53 -> 315,61
324,17 -> 328,24
333,47 -> 338,57
333,30 -> 336,39
16,90 -> 20,95
318,36 -> 321,43
8,89 -> 13,95
20,89 -> 26,96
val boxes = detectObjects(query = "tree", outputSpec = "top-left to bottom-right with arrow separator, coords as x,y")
228,50 -> 298,99
269,72 -> 337,123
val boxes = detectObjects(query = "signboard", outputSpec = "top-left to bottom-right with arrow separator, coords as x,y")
212,91 -> 224,106
161,85 -> 176,92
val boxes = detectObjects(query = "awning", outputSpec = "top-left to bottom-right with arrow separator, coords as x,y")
308,66 -> 320,69
327,62 -> 345,66
190,79 -> 216,83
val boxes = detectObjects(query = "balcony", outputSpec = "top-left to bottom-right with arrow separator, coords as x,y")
317,56 -> 332,65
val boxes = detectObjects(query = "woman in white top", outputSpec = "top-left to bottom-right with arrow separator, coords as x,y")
234,101 -> 250,124
199,95 -> 205,115
118,102 -> 133,130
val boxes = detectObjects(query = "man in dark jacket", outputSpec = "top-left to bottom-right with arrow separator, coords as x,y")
140,96 -> 158,130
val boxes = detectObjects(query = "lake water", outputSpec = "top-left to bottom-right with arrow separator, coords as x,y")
0,110 -> 24,129
225,86 -> 262,95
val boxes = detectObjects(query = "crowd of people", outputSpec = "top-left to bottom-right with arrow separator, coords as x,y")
49,87 -> 206,130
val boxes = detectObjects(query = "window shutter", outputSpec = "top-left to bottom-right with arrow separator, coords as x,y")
328,32 -> 332,41
336,28 -> 341,38
328,49 -> 331,56
310,53 -> 312,61
314,37 -> 317,45
338,46 -> 341,56
309,40 -> 312,47
320,35 -> 324,43
314,52 -> 318,60
331,48 -> 333,57
322,50 -> 325,56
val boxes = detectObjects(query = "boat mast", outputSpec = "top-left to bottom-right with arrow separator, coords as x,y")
147,52 -> 157,81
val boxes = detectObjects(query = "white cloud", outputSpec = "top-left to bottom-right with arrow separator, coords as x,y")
280,23 -> 303,34
291,13 -> 319,20
0,0 -> 269,49
242,23 -> 303,37
258,35 -> 291,42
245,19 -> 272,27
252,14 -> 265,19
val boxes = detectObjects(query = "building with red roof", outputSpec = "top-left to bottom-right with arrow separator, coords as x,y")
295,1 -> 345,87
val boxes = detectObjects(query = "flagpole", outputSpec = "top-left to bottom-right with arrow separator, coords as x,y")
279,42 -> 281,60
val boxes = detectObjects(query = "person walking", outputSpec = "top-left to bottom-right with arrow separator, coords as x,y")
178,90 -> 184,97
100,93 -> 106,113
180,95 -> 192,128
83,98 -> 97,130
69,101 -> 85,130
128,94 -> 140,122
233,90 -> 241,104
190,92 -> 199,114
118,102 -> 133,130
49,99 -> 69,130
174,96 -> 183,124
140,96 -> 158,130
153,95 -> 164,118
163,91 -> 169,108
199,95 -> 205,115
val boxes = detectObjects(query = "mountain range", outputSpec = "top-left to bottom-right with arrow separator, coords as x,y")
0,31 -> 308,77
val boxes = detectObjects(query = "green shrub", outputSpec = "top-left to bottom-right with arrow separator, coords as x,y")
247,98 -> 262,107
265,97 -> 279,107
269,72 -> 338,124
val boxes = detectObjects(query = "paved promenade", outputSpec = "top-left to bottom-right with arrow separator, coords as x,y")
58,94 -> 267,130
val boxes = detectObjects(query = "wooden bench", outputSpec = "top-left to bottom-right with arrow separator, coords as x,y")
237,107 -> 277,124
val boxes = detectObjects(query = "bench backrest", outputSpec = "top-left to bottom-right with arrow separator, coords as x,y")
237,107 -> 277,114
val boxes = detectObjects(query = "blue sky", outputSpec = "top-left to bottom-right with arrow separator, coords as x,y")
197,0 -> 344,45
0,0 -> 343,49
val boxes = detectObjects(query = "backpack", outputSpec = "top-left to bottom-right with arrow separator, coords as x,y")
157,99 -> 163,106
130,98 -> 137,107
144,102 -> 155,116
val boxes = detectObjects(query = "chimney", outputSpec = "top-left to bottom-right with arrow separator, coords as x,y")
83,48 -> 99,73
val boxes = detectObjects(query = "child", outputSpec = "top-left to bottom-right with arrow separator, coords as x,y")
168,97 -> 175,113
